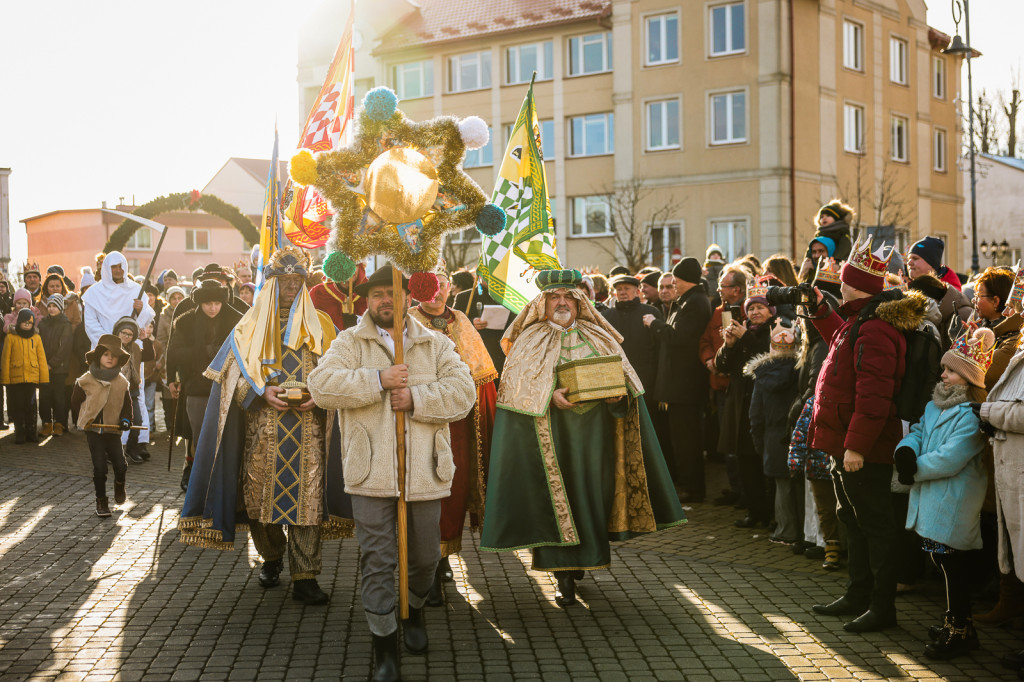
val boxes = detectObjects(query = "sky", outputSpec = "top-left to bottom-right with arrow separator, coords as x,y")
0,0 -> 1021,268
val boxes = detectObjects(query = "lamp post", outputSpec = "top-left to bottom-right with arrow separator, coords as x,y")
943,0 -> 980,273
980,239 -> 1010,266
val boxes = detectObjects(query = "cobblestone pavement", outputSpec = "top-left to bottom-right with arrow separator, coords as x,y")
1,425 -> 1021,681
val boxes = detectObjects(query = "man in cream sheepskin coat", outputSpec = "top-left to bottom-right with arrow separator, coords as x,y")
307,264 -> 476,682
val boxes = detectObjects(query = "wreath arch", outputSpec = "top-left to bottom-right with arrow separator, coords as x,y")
102,191 -> 260,254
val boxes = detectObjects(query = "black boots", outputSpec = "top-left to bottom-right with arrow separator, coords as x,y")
425,568 -> 445,607
370,631 -> 400,682
25,421 -> 38,443
812,596 -> 867,617
95,497 -> 111,518
258,559 -> 283,588
402,606 -> 428,654
291,579 -> 329,605
924,616 -> 978,660
114,481 -> 126,505
180,462 -> 192,493
555,573 -> 577,606
437,556 -> 454,582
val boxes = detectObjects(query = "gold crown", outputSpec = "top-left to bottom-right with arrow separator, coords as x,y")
848,234 -> 894,277
1008,260 -> 1024,307
814,257 -> 841,285
949,327 -> 996,374
770,319 -> 798,352
24,260 -> 40,274
746,275 -> 772,300
267,245 -> 311,274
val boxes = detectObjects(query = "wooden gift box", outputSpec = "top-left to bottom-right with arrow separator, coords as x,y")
556,355 -> 628,403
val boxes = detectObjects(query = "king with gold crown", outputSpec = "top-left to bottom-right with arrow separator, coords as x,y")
178,246 -> 353,606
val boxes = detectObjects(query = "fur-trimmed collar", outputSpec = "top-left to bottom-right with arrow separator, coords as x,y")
743,351 -> 796,378
874,289 -> 929,332
931,382 -> 971,410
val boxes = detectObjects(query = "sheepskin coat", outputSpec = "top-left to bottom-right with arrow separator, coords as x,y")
307,313 -> 476,501
981,347 -> 1024,580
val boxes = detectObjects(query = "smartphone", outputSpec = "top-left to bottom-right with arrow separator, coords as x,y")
721,310 -> 733,328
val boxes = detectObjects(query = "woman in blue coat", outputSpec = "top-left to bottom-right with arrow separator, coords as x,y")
894,327 -> 994,661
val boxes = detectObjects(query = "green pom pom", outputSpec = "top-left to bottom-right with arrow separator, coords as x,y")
363,87 -> 398,121
476,203 -> 506,237
323,251 -> 357,283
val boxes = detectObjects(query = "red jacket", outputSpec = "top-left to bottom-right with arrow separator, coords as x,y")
809,291 -> 925,463
700,303 -> 745,391
309,275 -> 367,332
938,266 -> 962,291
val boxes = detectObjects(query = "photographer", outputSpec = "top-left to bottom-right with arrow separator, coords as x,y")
807,238 -> 927,633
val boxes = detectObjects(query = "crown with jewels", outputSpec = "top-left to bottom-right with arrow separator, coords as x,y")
883,272 -> 907,292
23,260 -> 40,275
770,319 -> 799,354
948,327 -> 996,374
848,234 -> 894,277
813,257 -> 841,285
1007,260 -> 1024,308
746,275 -> 772,300
265,246 -> 312,278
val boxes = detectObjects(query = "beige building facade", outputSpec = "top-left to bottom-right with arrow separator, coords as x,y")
299,0 -> 963,272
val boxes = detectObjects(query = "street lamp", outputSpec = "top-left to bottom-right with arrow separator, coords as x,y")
943,0 -> 980,274
979,239 -> 1010,265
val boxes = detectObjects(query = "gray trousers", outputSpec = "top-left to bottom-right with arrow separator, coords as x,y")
352,495 -> 441,636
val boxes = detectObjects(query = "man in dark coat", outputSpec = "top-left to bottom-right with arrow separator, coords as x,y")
808,236 -> 926,633
601,274 -> 662,394
643,258 -> 713,502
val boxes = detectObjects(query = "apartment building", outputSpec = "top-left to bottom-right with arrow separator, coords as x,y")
298,0 -> 963,271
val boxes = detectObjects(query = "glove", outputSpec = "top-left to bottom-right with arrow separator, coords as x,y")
970,402 -> 996,437
119,419 -> 131,432
969,402 -> 983,419
893,445 -> 917,486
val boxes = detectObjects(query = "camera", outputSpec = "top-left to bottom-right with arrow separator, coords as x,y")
765,282 -> 816,307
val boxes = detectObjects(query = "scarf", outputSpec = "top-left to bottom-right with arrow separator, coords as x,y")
931,382 -> 970,410
89,362 -> 121,382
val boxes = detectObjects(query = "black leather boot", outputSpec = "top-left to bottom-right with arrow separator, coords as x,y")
95,497 -> 111,518
924,616 -> 978,660
812,596 -> 867,617
438,555 -> 454,582
555,573 -> 577,606
257,558 -> 283,588
291,578 -> 329,605
369,631 -> 400,682
425,568 -> 445,607
114,481 -> 126,505
402,606 -> 428,654
928,611 -> 952,642
180,461 -> 192,493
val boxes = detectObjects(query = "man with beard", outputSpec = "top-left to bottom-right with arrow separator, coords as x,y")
307,264 -> 476,682
23,262 -> 42,304
179,247 -> 350,606
482,269 -> 685,607
81,252 -> 155,346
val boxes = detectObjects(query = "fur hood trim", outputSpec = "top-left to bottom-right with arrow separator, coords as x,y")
875,289 -> 929,332
743,351 -> 796,378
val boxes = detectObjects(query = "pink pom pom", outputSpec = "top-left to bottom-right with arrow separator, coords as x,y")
409,272 -> 440,303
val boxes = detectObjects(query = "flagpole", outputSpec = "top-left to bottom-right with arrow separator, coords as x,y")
393,265 -> 410,620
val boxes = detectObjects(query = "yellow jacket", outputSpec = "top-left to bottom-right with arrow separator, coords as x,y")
2,332 -> 49,385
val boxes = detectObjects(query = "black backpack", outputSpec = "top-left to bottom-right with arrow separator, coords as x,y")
847,290 -> 942,424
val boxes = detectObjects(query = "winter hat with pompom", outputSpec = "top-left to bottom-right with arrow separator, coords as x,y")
942,327 -> 996,389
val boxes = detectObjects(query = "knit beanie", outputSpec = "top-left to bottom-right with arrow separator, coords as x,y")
13,288 -> 31,304
113,316 -> 139,342
818,202 -> 847,223
640,271 -> 662,289
46,294 -> 64,312
942,327 -> 995,389
47,264 -> 65,277
608,265 -> 630,278
908,274 -> 947,303
165,285 -> 187,300
672,257 -> 702,284
705,244 -> 725,263
910,236 -> 945,273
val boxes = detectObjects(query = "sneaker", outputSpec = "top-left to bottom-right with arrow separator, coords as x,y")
52,423 -> 65,436
769,536 -> 795,546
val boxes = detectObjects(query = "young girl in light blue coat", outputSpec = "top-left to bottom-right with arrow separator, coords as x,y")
894,327 -> 994,661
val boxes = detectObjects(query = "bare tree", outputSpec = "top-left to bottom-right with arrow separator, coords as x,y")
590,177 -> 682,272
976,89 -> 999,155
1001,69 -> 1021,157
839,156 -> 915,241
442,229 -> 480,271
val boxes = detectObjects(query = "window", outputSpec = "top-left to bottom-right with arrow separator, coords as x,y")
570,195 -> 612,236
891,115 -> 909,162
507,42 -> 553,84
844,103 -> 864,153
934,127 -> 948,172
125,228 -> 153,250
450,227 -> 481,244
646,98 -> 681,151
464,127 -> 493,168
650,222 -> 683,271
392,60 -> 434,99
569,113 -> 614,156
126,259 -> 141,276
934,57 -> 946,99
646,12 -> 679,65
186,229 -> 210,252
890,37 -> 908,85
710,2 -> 745,56
568,32 -> 612,76
449,51 -> 491,93
843,20 -> 863,71
504,119 -> 556,160
710,91 -> 747,145
710,219 -> 748,261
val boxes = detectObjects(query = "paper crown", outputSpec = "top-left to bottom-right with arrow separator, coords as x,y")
946,327 -> 996,377
746,275 -> 772,300
1008,260 -> 1024,308
848,234 -> 894,277
883,273 -> 907,292
770,319 -> 799,353
23,260 -> 40,275
814,257 -> 841,285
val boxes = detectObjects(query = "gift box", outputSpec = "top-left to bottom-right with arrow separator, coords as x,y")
556,355 -> 627,403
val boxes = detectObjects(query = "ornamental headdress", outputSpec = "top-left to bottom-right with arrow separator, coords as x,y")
769,318 -> 799,355
288,87 -> 505,282
840,234 -> 894,295
536,269 -> 583,292
746,275 -> 772,301
1007,260 -> 1024,309
23,260 -> 40,276
942,327 -> 996,389
264,246 -> 311,279
813,257 -> 841,286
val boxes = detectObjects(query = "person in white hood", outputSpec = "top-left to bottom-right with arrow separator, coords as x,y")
82,252 -> 154,346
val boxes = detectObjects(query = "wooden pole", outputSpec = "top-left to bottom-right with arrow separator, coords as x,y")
393,266 -> 410,619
